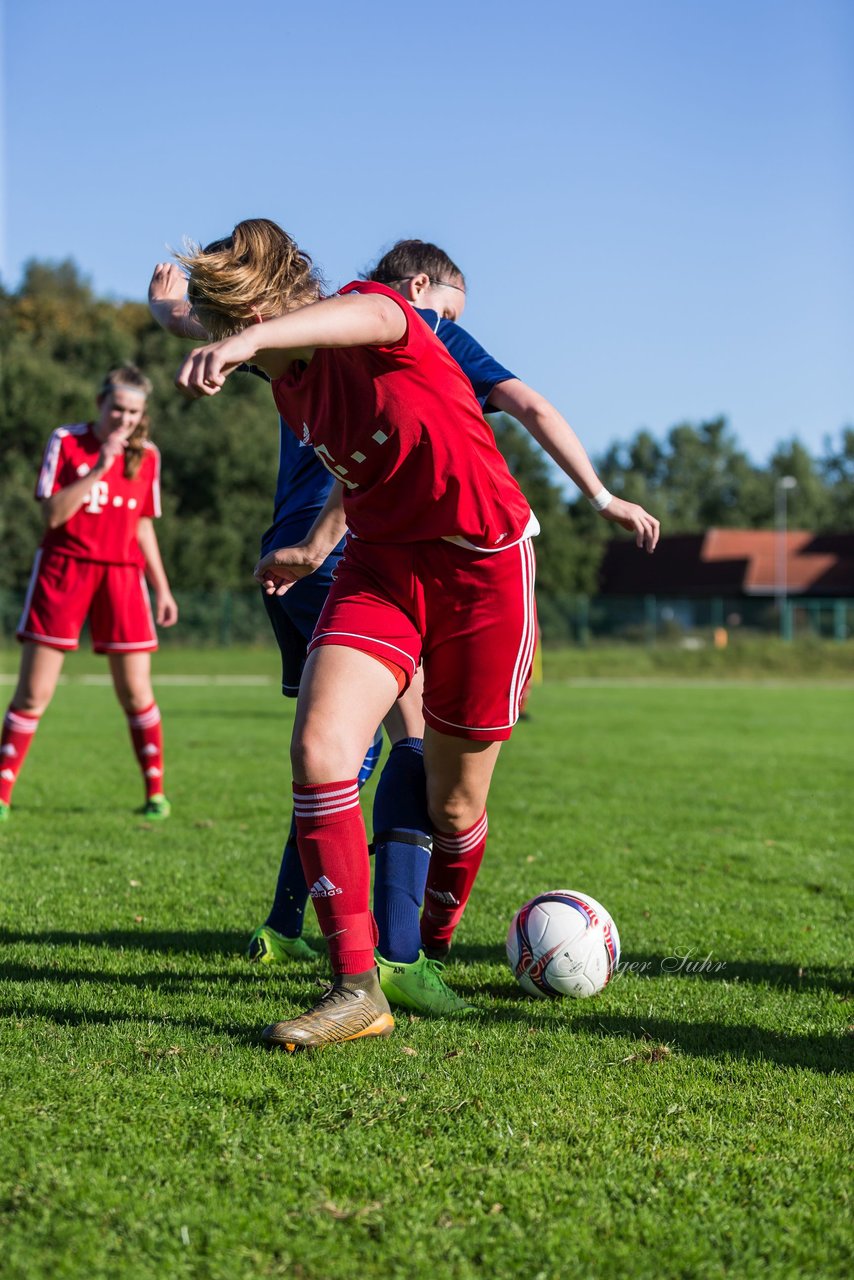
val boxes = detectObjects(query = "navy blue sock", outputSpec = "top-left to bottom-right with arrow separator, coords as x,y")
372,738 -> 432,963
265,813 -> 309,937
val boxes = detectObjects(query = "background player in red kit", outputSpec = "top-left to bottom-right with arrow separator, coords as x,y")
174,219 -> 659,1051
0,366 -> 178,822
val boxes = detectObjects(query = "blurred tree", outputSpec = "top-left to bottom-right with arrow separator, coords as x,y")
0,261 -> 277,596
818,429 -> 854,531
1,263 -> 849,643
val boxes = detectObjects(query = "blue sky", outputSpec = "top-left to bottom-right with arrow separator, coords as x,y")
3,0 -> 852,470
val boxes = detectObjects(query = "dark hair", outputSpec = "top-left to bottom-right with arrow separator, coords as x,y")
366,239 -> 465,289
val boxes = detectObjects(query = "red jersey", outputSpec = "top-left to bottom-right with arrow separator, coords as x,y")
271,282 -> 534,551
36,424 -> 161,566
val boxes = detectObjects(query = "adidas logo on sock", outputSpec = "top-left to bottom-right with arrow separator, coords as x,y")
427,887 -> 460,906
141,744 -> 159,757
310,875 -> 343,898
0,744 -> 18,758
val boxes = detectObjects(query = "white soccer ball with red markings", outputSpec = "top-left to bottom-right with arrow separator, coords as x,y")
506,890 -> 620,998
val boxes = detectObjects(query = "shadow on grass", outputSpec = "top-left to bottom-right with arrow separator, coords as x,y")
0,956 -> 324,992
615,952 -> 853,996
450,996 -> 852,1074
577,1013 -> 851,1076
0,996 -> 270,1047
442,942 -> 506,966
0,926 -> 256,956
2,930 -> 850,1073
447,947 -> 853,996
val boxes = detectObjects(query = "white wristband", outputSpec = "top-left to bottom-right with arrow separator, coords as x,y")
588,487 -> 614,512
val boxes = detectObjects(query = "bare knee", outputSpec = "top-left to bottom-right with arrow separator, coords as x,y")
12,689 -> 51,717
428,790 -> 484,834
291,725 -> 358,785
118,690 -> 154,716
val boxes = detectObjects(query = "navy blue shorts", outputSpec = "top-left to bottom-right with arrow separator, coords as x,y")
261,552 -> 340,696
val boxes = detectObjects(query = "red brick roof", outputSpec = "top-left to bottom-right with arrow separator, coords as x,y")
703,530 -> 853,594
598,530 -> 854,597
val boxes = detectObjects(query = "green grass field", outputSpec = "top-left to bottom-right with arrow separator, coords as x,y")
0,648 -> 851,1280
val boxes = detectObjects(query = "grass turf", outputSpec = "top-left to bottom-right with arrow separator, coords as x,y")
0,654 -> 851,1280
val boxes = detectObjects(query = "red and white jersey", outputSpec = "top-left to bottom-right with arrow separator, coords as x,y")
271,282 -> 535,551
36,424 -> 161,566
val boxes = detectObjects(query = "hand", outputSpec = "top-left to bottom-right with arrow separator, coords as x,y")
600,497 -> 660,553
175,331 -> 258,399
253,545 -> 323,596
155,591 -> 179,627
96,433 -> 128,472
148,262 -> 188,305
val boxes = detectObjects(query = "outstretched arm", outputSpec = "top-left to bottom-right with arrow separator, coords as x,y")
175,293 -> 407,397
488,379 -> 660,553
148,263 -> 208,340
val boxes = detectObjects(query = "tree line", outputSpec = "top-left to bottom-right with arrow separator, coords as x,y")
1,262 -> 851,634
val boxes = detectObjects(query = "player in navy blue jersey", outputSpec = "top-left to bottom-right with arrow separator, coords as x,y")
148,242 -> 657,1016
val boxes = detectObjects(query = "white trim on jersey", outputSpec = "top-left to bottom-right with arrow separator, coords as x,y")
143,442 -> 162,517
36,424 -> 88,498
441,508 -> 541,555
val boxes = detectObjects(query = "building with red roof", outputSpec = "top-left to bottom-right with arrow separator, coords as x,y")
598,531 -> 854,598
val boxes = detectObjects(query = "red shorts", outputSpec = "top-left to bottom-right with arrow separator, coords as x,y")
308,536 -> 537,741
17,549 -> 157,654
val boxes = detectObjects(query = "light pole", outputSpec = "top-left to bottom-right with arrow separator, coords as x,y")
775,475 -> 797,641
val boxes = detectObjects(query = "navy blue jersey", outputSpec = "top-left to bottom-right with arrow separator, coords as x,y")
259,309 -> 515,556
418,310 -> 515,413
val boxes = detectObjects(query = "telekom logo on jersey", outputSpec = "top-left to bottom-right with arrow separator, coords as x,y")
83,480 -> 110,514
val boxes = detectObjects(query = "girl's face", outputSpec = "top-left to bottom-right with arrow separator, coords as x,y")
400,273 -> 467,322
94,387 -> 147,442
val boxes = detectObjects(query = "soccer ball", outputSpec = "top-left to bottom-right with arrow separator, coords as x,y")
506,889 -> 620,998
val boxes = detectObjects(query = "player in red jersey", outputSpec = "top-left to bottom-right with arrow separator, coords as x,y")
173,219 -> 659,1051
0,367 -> 178,822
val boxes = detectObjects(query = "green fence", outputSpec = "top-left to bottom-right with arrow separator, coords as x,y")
540,593 -> 853,645
2,588 -> 851,649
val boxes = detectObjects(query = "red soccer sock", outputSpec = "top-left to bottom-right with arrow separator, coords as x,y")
293,779 -> 377,974
0,707 -> 42,805
126,702 -> 164,799
421,810 -> 488,951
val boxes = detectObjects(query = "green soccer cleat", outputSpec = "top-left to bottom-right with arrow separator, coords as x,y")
141,793 -> 171,821
0,801 -> 9,823
247,924 -> 319,965
377,950 -> 474,1017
